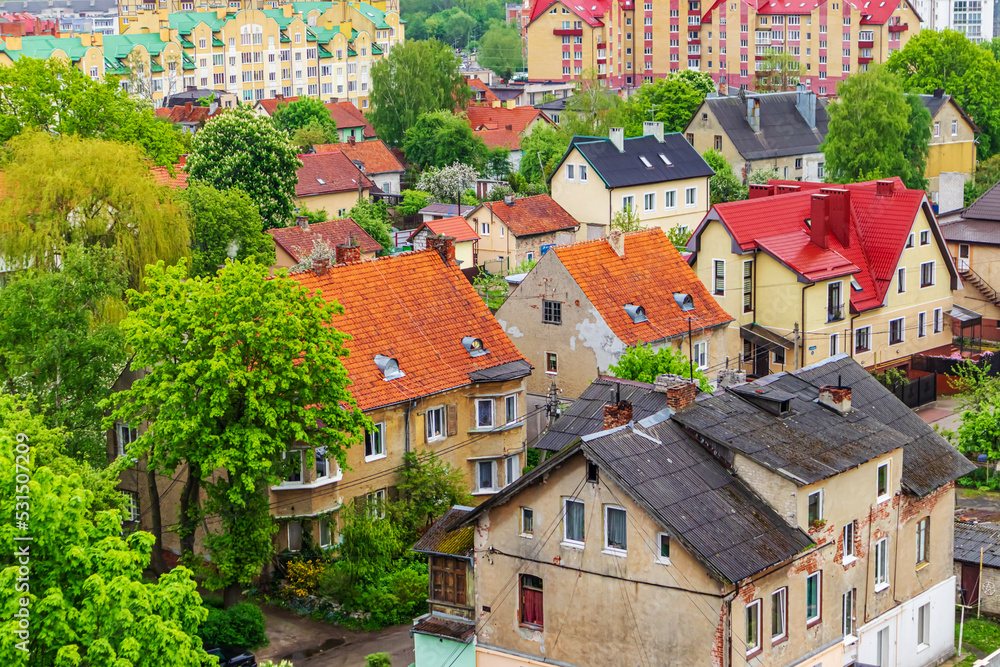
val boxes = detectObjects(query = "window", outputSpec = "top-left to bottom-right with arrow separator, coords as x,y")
934,308 -> 943,333
685,186 -> 697,207
916,517 -> 929,565
364,422 -> 386,461
546,352 -> 558,374
665,189 -> 677,209
693,341 -> 709,370
287,520 -> 302,551
604,506 -> 627,553
505,455 -> 520,486
877,461 -> 890,501
283,449 -> 304,483
830,334 -> 839,356
743,260 -> 753,313
774,347 -> 786,365
520,575 -> 544,627
116,422 -> 139,457
543,300 -> 562,324
817,162 -> 825,179
431,555 -> 467,605
917,602 -> 930,648
953,119 -> 959,136
876,627 -> 889,667
477,460 -> 498,492
318,517 -> 332,547
920,229 -> 930,245
934,121 -> 940,137
795,157 -> 803,170
828,281 -> 843,322
426,406 -> 445,441
713,260 -> 725,295
843,589 -> 856,636
874,537 -> 889,590
566,163 -> 575,181
476,399 -> 495,429
579,165 -> 588,182
921,261 -> 935,287
643,192 -> 655,212
480,221 -> 490,236
897,267 -> 906,293
657,533 -> 671,563
622,194 -> 635,212
806,571 -> 821,625
808,490 -> 823,526
123,491 -> 140,522
315,447 -> 333,479
746,599 -> 762,656
564,498 -> 585,544
855,326 -> 871,353
918,311 -> 927,338
714,134 -> 723,150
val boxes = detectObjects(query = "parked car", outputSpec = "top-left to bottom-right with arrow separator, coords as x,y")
206,648 -> 257,667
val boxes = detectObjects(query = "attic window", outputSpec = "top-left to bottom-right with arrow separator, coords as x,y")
462,336 -> 490,357
623,303 -> 648,323
659,153 -> 672,166
851,278 -> 862,291
673,293 -> 695,312
639,155 -> 653,168
374,354 -> 405,380
316,178 -> 326,184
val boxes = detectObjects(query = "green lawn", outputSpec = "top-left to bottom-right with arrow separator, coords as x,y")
957,616 -> 1000,665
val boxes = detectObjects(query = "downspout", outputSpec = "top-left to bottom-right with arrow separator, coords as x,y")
801,282 -> 815,368
404,399 -> 417,453
849,311 -> 860,359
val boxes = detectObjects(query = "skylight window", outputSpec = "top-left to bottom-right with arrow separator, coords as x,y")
374,354 -> 405,380
462,336 -> 490,357
851,278 -> 862,291
316,178 -> 326,184
673,293 -> 695,312
659,153 -> 672,166
623,303 -> 648,323
639,155 -> 653,168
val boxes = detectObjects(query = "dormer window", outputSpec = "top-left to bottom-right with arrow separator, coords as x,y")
673,293 -> 695,312
463,336 -> 489,357
623,303 -> 648,323
374,354 -> 404,380
639,155 -> 653,168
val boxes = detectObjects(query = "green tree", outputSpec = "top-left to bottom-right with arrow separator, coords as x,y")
901,94 -> 932,191
669,69 -> 717,96
560,71 -> 627,138
0,131 -> 189,289
888,29 -> 1000,158
748,166 -> 781,184
965,153 -> 1000,205
416,162 -> 479,202
369,39 -> 470,147
403,109 -> 488,169
702,149 -> 748,204
478,23 -> 524,74
518,123 -> 570,184
291,119 -> 339,153
397,189 -> 431,217
473,267 -> 508,309
948,361 -> 1000,459
667,225 -> 693,251
395,451 -> 473,539
622,77 -> 705,135
610,204 -> 643,232
178,183 -> 276,278
0,246 -> 127,466
187,107 -> 302,230
272,97 -> 338,137
755,49 -> 804,92
347,198 -> 394,249
608,342 -> 711,392
819,66 -> 927,187
442,8 -> 477,46
0,56 -> 186,166
107,260 -> 369,606
0,399 -> 214,666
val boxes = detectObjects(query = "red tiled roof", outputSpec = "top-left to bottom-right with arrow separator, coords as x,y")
408,216 -> 480,244
478,194 -> 579,237
296,151 -> 375,197
314,139 -> 404,175
554,228 -> 733,346
267,218 -> 383,261
467,77 -> 499,103
464,105 -> 552,138
256,95 -> 300,116
150,165 -> 188,189
528,0 -> 610,26
156,102 -> 223,125
327,100 -> 377,138
474,128 -> 522,150
290,250 -> 530,411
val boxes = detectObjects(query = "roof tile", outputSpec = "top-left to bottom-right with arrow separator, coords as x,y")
408,216 -> 480,244
314,139 -> 403,175
267,218 -> 383,261
296,151 -> 374,197
478,194 -> 579,237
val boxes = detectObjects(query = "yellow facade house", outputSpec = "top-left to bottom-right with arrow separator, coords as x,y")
550,123 -> 715,241
687,178 -> 960,377
919,91 -> 979,212
295,150 -> 373,217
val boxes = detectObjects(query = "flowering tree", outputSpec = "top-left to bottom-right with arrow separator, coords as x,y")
187,107 -> 301,230
416,162 -> 478,203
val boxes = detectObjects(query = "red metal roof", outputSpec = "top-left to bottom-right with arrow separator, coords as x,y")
295,151 -> 375,197
408,216 -> 480,244
528,0 -> 610,26
267,218 -> 383,261
326,100 -> 377,138
701,0 -> 903,22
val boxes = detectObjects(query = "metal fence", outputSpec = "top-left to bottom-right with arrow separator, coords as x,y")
892,372 -> 937,409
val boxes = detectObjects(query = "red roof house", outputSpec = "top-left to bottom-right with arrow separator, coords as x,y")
267,217 -> 383,268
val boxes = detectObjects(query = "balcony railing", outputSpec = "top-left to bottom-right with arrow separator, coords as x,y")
827,303 -> 845,323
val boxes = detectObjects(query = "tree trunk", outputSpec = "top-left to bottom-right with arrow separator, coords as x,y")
179,462 -> 202,559
223,581 -> 242,609
147,467 -> 168,575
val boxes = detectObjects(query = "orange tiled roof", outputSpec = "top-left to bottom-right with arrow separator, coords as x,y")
326,100 -> 377,138
464,104 -> 551,137
554,228 -> 733,346
474,128 -> 522,150
296,151 -> 375,197
408,216 -> 479,244
155,102 -> 223,125
479,194 -> 579,237
150,165 -> 189,189
257,95 -> 300,116
290,250 -> 530,411
313,139 -> 404,175
267,218 -> 383,261
467,77 -> 499,103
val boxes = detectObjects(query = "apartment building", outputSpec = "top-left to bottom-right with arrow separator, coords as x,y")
910,0 -> 992,40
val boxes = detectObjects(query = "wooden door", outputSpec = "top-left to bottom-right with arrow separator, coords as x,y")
959,244 -> 971,271
962,562 -> 980,607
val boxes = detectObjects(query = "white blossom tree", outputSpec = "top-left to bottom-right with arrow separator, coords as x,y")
416,161 -> 478,204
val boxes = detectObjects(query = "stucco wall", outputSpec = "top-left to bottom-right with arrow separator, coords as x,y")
295,190 -> 367,219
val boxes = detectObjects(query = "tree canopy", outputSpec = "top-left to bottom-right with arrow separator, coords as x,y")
369,39 -> 469,147
478,23 -> 524,75
403,109 -> 488,169
621,76 -> 706,136
607,342 -> 712,392
416,162 -> 479,202
518,123 -> 569,184
346,198 -> 394,250
187,108 -> 301,230
755,49 -> 804,92
702,149 -> 747,204
272,97 -> 337,136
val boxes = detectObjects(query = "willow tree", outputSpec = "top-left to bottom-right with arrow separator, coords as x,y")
0,131 -> 189,289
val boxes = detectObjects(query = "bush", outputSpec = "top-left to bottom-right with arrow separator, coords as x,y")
285,558 -> 325,598
366,653 -> 392,667
198,601 -> 269,653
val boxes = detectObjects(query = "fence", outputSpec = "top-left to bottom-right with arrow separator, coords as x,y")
892,372 -> 937,409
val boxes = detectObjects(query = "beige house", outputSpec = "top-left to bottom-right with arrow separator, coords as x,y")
267,216 -> 383,269
550,123 -> 714,241
408,216 -> 480,268
466,194 -> 580,273
411,357 -> 971,667
921,91 -> 980,212
955,520 -> 1000,614
494,228 -> 733,400
295,150 -> 373,218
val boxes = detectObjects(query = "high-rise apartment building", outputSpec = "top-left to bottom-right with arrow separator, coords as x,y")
910,0 -> 993,41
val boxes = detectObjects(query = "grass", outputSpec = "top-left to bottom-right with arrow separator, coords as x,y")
956,615 -> 1000,665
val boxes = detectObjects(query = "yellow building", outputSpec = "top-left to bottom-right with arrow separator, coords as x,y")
407,216 -> 480,268
294,150 -> 373,217
687,178 -> 960,375
920,91 -> 979,212
550,123 -> 714,241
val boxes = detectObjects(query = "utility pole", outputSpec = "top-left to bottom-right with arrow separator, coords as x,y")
648,103 -> 659,121
539,381 -> 561,463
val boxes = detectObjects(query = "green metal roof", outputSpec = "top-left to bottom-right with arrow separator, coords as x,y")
292,1 -> 331,12
168,10 -> 228,34
104,33 -> 172,58
309,26 -> 340,43
261,9 -> 296,28
349,2 -> 390,29
1,35 -> 93,60
212,38 -> 225,47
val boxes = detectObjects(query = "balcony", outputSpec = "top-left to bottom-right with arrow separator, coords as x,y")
687,53 -> 701,59
888,23 -> 908,32
827,303 -> 845,323
858,40 -> 874,48
688,38 -> 701,45
858,56 -> 873,64
596,41 -> 607,48
554,28 -> 583,35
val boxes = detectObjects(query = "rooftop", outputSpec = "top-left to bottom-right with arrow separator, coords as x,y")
419,203 -> 476,218
412,506 -> 475,559
475,194 -> 579,237
465,104 -> 551,138
149,165 -> 189,190
702,91 -> 829,161
567,132 -> 715,188
700,0 -> 910,23
314,139 -> 403,175
942,182 -> 1000,246
267,217 -> 383,261
528,0 -> 610,27
955,520 -> 1000,568
408,216 -> 479,244
295,151 -> 374,197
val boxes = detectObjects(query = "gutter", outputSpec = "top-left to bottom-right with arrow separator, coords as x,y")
800,281 -> 816,369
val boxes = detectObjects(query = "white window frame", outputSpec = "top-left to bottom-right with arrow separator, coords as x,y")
917,602 -> 930,649
116,422 -> 139,457
367,488 -> 387,518
920,261 -> 936,288
934,308 -> 943,333
287,520 -> 302,551
806,571 -> 822,625
656,532 -> 671,564
712,259 -> 725,295
918,311 -> 927,338
843,589 -> 856,637
916,516 -> 930,565
545,351 -> 558,375
685,186 -> 697,207
622,194 -> 635,212
856,325 -> 871,353
426,406 -> 445,442
952,119 -> 959,136
476,459 -> 499,493
877,460 -> 891,503
771,587 -> 787,643
566,163 -> 575,182
603,505 -> 628,556
843,521 -> 856,565
364,422 -> 386,461
693,340 -> 709,370
643,191 -> 656,213
746,599 -> 762,655
563,498 -> 585,546
889,317 -> 905,345
481,221 -> 490,235
665,189 -> 677,210
505,394 -> 518,425
874,537 -> 889,591
897,266 -> 906,293
476,398 -> 495,430
919,229 -> 930,245
283,449 -> 304,484
807,489 -> 823,525
506,454 -> 521,486
123,491 -> 140,522
579,164 -> 588,183
318,517 -> 332,547
829,333 -> 838,356
521,507 -> 534,537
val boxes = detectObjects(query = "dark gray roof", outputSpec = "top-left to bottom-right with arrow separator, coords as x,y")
533,99 -> 567,112
955,521 -> 1000,567
569,133 -> 714,188
412,614 -> 475,641
418,203 -> 476,217
705,92 -> 829,161
673,355 -> 975,496
535,376 -> 671,452
489,86 -> 522,101
411,506 -> 475,559
939,182 -> 1000,245
468,359 -> 531,383
961,180 -> 1000,223
920,93 -> 949,119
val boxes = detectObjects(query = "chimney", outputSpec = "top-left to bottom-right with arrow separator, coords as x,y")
335,242 -> 362,265
643,120 -> 664,142
795,83 -> 816,130
313,257 -> 330,276
209,100 -> 218,114
178,154 -> 187,166
608,229 -> 626,257
933,88 -> 944,99
347,136 -> 356,146
820,187 -> 851,248
609,127 -> 625,153
810,194 -> 829,249
716,368 -> 747,388
818,383 -> 852,414
653,374 -> 698,411
159,25 -> 169,41
875,179 -> 895,197
746,97 -> 760,133
426,235 -> 457,265
749,184 -> 775,199
776,184 -> 801,195
602,401 -> 633,430
296,215 -> 310,231
504,193 -> 515,206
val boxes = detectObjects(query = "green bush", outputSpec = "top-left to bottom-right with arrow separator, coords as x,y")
199,601 -> 269,653
366,653 -> 392,667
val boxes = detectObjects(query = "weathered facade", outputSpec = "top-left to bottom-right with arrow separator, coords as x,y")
942,185 -> 1000,337
467,194 -> 580,272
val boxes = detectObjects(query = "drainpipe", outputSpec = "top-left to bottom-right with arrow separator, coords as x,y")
800,282 -> 816,368
849,311 -> 860,360
404,399 -> 416,453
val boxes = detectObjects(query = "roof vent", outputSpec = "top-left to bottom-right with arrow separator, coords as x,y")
623,303 -> 648,323
462,336 -> 490,357
673,293 -> 695,312
374,354 -> 405,380
851,278 -> 862,291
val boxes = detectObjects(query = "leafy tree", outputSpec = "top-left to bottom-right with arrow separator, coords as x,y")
366,654 -> 393,667
187,107 -> 302,230
667,225 -> 693,251
901,94 -> 932,191
473,267 -> 508,309
337,501 -> 405,586
272,97 -> 338,137
298,204 -> 331,225
486,146 -> 513,179
403,110 -> 488,169
397,189 -> 432,217
199,602 -> 268,654
819,66 -> 927,187
0,246 -> 128,466
622,77 -> 705,135
748,166 -> 781,184
478,23 -> 524,74
416,162 -> 479,202
0,56 -> 186,166
670,69 -> 716,96
518,123 -> 570,184
107,260 -> 369,606
0,131 -> 189,289
441,8 -> 477,46
347,198 -> 394,250
702,149 -> 748,204
887,29 -> 1000,158
948,361 -> 1000,459
755,49 -> 804,92
610,204 -> 642,232
608,342 -> 711,392
0,399 -> 213,666
395,451 -> 473,538
178,183 -> 276,278
559,71 -> 626,138
291,119 -> 339,153
965,153 -> 1000,205
369,39 -> 469,147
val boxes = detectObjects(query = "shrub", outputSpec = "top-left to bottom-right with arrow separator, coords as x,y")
198,601 -> 269,653
285,558 -> 325,598
366,653 -> 392,667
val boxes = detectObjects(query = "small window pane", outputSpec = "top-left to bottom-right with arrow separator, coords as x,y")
565,499 -> 585,542
606,507 -> 627,550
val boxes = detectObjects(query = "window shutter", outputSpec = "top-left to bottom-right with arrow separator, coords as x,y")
388,485 -> 400,502
354,493 -> 367,514
423,413 -> 429,443
447,404 -> 458,436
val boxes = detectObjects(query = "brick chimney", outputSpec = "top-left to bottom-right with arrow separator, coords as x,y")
875,179 -> 895,197
818,384 -> 852,414
608,229 -> 626,257
347,136 -> 356,146
653,374 -> 698,411
749,184 -> 775,199
810,194 -> 829,250
820,187 -> 851,248
603,401 -> 633,429
776,184 -> 801,195
426,235 -> 456,265
313,257 -> 330,276
178,154 -> 187,166
296,215 -> 310,232
335,242 -> 361,266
